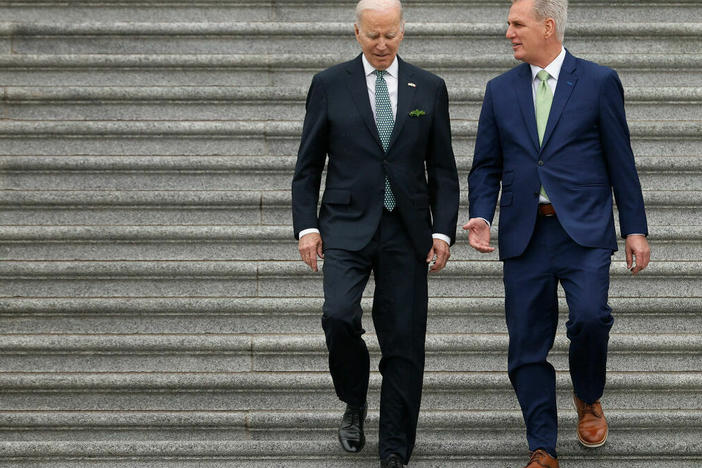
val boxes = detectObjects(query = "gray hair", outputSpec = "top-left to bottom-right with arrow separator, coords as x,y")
514,0 -> 568,42
355,0 -> 404,24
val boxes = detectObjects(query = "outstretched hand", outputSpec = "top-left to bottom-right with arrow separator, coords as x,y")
462,218 -> 495,253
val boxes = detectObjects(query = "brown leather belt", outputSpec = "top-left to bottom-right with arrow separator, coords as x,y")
538,203 -> 556,217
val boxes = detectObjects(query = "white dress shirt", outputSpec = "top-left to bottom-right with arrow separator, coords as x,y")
300,54 -> 451,247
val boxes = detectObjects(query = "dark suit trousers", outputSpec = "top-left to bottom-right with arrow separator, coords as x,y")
503,215 -> 614,457
321,208 -> 428,463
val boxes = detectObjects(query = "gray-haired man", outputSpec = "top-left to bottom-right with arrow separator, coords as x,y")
292,0 -> 459,466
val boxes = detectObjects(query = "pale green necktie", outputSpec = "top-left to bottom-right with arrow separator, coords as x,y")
535,69 -> 552,200
374,69 -> 396,211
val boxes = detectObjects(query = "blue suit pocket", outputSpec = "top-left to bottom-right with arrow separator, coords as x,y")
322,189 -> 352,205
500,192 -> 513,207
502,171 -> 514,187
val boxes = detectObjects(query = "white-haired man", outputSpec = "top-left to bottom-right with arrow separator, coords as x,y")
464,0 -> 650,466
292,0 -> 459,466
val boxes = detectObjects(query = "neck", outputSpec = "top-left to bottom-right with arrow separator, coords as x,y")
530,43 -> 562,69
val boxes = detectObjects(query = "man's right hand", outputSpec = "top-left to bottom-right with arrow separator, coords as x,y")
298,232 -> 324,272
462,218 -> 495,253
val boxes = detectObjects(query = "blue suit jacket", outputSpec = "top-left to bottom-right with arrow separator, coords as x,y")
292,54 -> 460,258
469,50 -> 648,260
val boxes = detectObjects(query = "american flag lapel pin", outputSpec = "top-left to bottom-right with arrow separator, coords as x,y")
407,82 -> 416,87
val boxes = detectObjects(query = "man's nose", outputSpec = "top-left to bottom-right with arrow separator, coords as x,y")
506,26 -> 514,39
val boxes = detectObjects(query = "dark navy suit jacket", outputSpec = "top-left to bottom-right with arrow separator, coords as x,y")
292,54 -> 459,259
469,50 -> 648,260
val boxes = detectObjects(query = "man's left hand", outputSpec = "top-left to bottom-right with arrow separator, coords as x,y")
427,238 -> 450,273
625,234 -> 650,275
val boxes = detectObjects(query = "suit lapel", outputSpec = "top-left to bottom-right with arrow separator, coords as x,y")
515,63 -> 540,153
540,51 -> 578,154
386,56 -> 415,152
346,54 -> 384,152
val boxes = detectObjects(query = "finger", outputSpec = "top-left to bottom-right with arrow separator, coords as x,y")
634,249 -> 650,273
432,254 -> 448,272
317,243 -> 324,259
426,247 -> 435,264
625,245 -> 633,270
641,250 -> 651,270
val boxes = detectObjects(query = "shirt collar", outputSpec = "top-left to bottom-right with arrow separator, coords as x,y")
362,53 -> 399,79
530,46 -> 566,82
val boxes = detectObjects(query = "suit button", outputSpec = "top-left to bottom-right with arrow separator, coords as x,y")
538,160 -> 544,166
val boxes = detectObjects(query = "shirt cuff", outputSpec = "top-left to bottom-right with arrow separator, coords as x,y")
627,233 -> 645,237
432,233 -> 451,245
478,217 -> 491,228
299,228 -> 320,238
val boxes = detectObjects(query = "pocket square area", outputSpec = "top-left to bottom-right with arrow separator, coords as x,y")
409,109 -> 426,117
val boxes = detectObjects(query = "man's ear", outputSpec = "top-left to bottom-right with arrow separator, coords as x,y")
544,18 -> 556,39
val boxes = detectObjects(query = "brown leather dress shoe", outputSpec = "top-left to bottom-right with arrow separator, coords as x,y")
524,449 -> 559,468
574,394 -> 608,447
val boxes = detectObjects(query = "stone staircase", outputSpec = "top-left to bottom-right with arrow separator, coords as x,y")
0,0 -> 700,466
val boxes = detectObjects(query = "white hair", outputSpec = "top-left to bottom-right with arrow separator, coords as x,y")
355,0 -> 404,24
513,0 -> 568,42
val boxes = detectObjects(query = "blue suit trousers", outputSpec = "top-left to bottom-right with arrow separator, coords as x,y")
503,215 -> 614,457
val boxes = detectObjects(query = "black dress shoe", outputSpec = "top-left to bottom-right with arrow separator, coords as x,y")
380,453 -> 404,467
338,403 -> 367,453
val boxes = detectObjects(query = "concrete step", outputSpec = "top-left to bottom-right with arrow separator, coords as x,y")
4,22 -> 700,56
253,260 -> 702,299
0,224 -> 699,261
0,0 -> 700,24
0,371 -> 699,411
0,122 -> 695,158
5,86 -> 700,122
1,297 -> 699,335
0,189 -> 696,226
0,409 -> 699,442
0,332 -> 699,373
0,53 -> 698,87
1,434 -> 701,467
5,159 -> 694,194
2,152 -> 700,191
0,260 -> 699,298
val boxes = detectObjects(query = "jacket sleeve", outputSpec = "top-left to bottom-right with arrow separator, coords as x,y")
426,78 -> 460,245
291,75 -> 329,239
468,81 -> 503,225
598,69 -> 648,237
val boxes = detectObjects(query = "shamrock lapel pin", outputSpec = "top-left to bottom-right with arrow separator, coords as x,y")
409,109 -> 426,117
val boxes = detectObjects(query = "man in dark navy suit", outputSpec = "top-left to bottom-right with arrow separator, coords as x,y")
464,0 -> 650,467
291,1 -> 459,466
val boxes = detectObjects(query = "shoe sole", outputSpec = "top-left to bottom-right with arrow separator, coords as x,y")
577,427 -> 608,448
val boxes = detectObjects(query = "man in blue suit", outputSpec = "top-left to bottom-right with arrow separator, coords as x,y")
464,0 -> 650,466
292,1 -> 459,466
